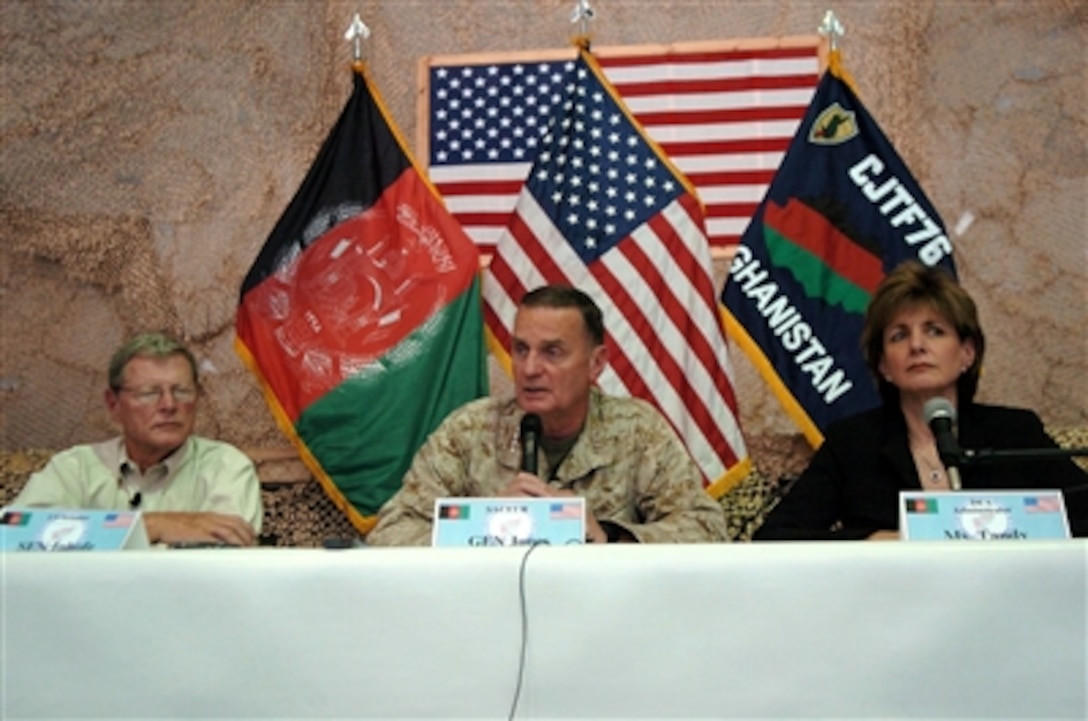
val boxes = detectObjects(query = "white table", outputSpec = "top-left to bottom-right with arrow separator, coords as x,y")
2,542 -> 1085,720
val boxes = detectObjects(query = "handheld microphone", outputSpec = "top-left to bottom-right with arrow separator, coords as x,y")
923,397 -> 963,490
519,413 -> 542,476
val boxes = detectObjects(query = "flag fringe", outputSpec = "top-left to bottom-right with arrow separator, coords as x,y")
233,336 -> 379,535
827,48 -> 861,98
351,61 -> 457,214
706,455 -> 753,499
720,305 -> 824,449
484,326 -> 512,379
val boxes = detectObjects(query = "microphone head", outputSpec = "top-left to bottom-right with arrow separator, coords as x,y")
519,413 -> 542,441
923,396 -> 956,425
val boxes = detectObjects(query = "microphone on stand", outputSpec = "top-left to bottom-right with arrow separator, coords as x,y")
923,397 -> 963,491
519,413 -> 542,476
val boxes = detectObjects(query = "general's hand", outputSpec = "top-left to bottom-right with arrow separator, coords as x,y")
867,530 -> 900,541
498,472 -> 553,498
497,473 -> 608,543
143,511 -> 258,547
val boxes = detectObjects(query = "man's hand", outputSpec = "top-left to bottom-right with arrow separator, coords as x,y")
497,472 -> 554,499
143,511 -> 258,547
497,472 -> 608,543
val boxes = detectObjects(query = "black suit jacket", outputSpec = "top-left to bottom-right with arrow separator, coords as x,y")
754,402 -> 1088,540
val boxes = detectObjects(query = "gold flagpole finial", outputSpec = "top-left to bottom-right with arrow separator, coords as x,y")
818,9 -> 845,52
570,0 -> 596,51
344,12 -> 371,70
818,9 -> 859,94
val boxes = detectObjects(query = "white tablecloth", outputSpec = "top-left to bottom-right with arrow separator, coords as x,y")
2,542 -> 1085,720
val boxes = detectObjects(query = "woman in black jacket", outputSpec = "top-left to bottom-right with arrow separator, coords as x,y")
755,261 -> 1087,540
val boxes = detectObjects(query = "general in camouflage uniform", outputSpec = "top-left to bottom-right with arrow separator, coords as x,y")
366,389 -> 727,545
367,285 -> 727,545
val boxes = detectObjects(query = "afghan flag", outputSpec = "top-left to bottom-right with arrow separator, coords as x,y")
235,65 -> 487,533
722,51 -> 955,446
906,498 -> 939,514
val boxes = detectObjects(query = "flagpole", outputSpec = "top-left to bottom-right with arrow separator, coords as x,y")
570,0 -> 595,50
818,9 -> 844,52
344,12 -> 370,72
818,9 -> 859,95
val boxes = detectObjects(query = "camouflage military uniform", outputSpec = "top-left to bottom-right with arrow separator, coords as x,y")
367,388 -> 727,545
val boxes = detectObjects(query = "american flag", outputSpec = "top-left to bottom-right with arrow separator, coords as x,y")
1024,496 -> 1062,514
102,512 -> 133,528
481,50 -> 747,492
549,501 -> 584,520
424,39 -> 823,251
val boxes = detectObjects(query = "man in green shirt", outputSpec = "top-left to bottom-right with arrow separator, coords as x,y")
13,333 -> 262,546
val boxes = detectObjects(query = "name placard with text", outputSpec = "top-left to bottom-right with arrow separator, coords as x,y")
1,507 -> 150,551
899,490 -> 1070,541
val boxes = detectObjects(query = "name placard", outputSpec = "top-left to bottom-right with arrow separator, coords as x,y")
1,507 -> 150,551
432,496 -> 586,547
898,490 -> 1070,541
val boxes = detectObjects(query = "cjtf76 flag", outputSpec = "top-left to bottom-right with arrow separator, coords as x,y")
235,66 -> 487,532
482,49 -> 749,495
722,53 -> 955,445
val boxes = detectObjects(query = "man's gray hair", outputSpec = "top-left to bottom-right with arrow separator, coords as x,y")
108,333 -> 199,390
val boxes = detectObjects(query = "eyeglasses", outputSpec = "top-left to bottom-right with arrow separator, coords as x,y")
118,385 -> 198,406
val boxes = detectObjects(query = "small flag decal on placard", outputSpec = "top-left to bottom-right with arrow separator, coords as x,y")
1,510 -> 32,526
1024,496 -> 1061,513
439,505 -> 471,520
906,498 -> 939,514
549,502 -> 583,520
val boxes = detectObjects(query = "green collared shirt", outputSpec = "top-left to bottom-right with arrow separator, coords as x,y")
13,436 -> 263,532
